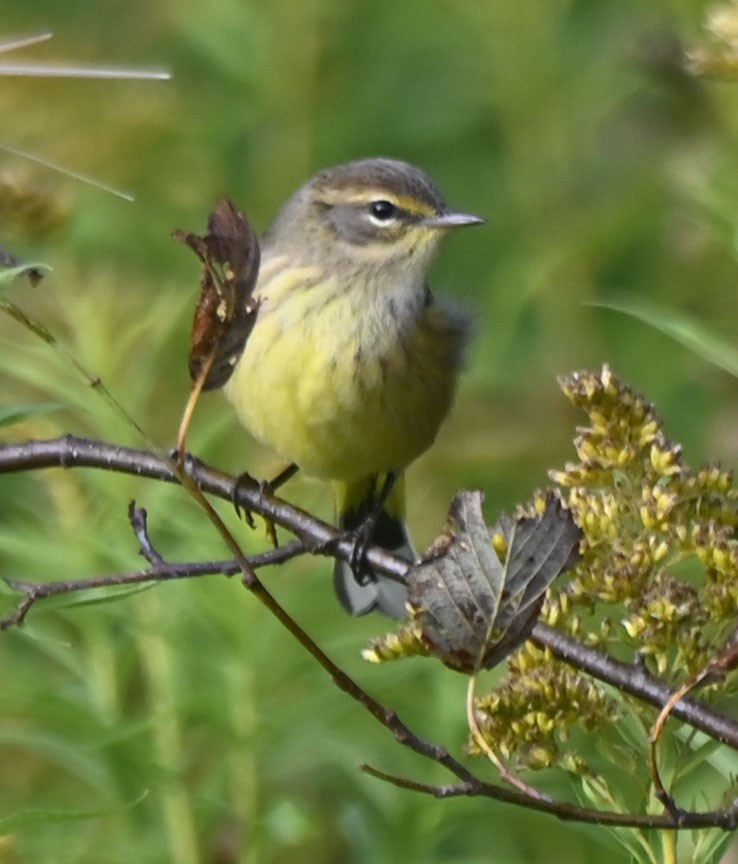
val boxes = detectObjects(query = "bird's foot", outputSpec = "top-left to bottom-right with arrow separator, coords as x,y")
230,471 -> 260,529
322,514 -> 378,583
230,463 -> 299,545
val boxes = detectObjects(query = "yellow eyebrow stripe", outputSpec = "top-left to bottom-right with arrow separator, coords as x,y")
318,187 -> 437,217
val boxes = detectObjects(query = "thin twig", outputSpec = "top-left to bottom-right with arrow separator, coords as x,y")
359,765 -> 738,829
128,502 -> 165,565
1,541 -> 306,630
0,436 -> 405,578
466,674 -> 551,801
648,630 -> 738,817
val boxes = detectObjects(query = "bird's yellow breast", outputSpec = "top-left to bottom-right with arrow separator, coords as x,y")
224,256 -> 465,482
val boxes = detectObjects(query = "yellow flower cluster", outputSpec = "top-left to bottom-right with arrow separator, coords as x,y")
472,642 -> 616,770
368,365 -> 738,773
550,365 -> 738,678
361,624 -> 428,663
473,366 -> 738,771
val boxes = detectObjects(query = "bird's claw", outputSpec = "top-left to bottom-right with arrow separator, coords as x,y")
346,515 -> 379,584
230,471 -> 259,529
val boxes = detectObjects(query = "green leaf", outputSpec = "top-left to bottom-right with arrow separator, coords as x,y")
0,403 -> 65,428
45,582 -> 157,611
0,791 -> 148,832
593,296 -> 738,378
0,263 -> 51,289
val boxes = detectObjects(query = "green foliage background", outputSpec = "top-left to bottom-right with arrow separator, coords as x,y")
2,1 -> 738,862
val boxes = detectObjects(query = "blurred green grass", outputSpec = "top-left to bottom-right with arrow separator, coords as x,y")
3,1 -> 738,862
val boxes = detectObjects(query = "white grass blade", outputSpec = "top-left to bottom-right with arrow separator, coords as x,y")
0,31 -> 170,199
0,143 -> 135,202
0,63 -> 170,80
0,31 -> 170,80
0,32 -> 53,55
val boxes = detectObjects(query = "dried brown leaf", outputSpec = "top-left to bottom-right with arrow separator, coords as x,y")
173,199 -> 260,390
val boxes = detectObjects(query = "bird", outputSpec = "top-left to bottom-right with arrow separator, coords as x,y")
224,157 -> 483,616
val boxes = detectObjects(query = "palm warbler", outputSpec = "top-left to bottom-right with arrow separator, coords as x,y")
224,157 -> 483,616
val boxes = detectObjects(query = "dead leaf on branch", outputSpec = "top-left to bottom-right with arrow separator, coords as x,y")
173,199 -> 260,391
406,491 -> 582,673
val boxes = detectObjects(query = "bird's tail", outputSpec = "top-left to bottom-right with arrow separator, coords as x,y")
332,474 -> 413,618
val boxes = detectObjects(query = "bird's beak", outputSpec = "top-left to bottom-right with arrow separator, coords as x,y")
422,210 -> 486,229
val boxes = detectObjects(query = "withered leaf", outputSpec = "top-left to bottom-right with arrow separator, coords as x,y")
173,199 -> 260,390
407,491 -> 581,673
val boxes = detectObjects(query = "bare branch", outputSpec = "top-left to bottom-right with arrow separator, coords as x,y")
0,435 -> 403,579
2,435 -> 737,747
531,623 -> 738,751
128,501 -> 165,564
4,433 -> 738,830
1,541 -> 306,631
359,765 -> 738,830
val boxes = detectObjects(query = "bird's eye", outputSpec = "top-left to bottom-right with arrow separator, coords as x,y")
368,200 -> 399,223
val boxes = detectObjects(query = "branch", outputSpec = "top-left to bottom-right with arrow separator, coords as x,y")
530,624 -> 738,751
0,434 -> 404,579
4,434 -> 738,829
3,435 -> 736,744
358,765 -> 738,830
1,540 -> 305,629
